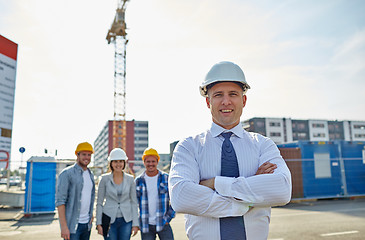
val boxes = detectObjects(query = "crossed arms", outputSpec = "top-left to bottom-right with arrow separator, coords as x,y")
168,139 -> 292,218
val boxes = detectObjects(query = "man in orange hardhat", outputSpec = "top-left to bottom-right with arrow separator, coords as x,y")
135,148 -> 175,240
56,142 -> 95,240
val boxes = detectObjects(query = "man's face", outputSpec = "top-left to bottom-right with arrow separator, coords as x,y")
143,155 -> 158,176
206,82 -> 247,129
77,151 -> 92,169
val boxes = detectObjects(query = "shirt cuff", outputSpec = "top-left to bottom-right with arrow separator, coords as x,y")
215,176 -> 234,197
231,200 -> 249,216
215,176 -> 250,216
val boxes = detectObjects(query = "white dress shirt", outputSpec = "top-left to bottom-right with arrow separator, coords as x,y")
168,123 -> 292,240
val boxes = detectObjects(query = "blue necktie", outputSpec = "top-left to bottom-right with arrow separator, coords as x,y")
220,132 -> 246,240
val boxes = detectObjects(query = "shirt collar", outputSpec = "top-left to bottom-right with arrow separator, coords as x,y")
74,162 -> 87,173
210,122 -> 245,138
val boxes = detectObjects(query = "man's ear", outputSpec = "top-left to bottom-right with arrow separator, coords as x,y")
243,94 -> 247,107
206,97 -> 211,109
243,95 -> 247,108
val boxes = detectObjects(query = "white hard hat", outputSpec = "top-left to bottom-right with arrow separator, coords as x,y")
108,148 -> 128,161
199,61 -> 250,97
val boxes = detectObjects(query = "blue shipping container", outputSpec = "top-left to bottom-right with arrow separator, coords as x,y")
339,141 -> 365,195
278,141 -> 365,198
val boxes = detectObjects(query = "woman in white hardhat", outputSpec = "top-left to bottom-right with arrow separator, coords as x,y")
96,148 -> 139,240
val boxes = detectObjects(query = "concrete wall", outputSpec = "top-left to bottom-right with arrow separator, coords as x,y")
0,191 -> 24,207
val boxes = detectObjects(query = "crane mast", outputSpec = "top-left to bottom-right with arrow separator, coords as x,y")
106,0 -> 129,152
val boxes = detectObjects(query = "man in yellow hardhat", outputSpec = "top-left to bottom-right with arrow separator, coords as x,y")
56,142 -> 95,240
135,148 -> 175,240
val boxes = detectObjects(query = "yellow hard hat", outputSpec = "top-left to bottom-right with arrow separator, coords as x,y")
142,147 -> 160,161
75,142 -> 94,155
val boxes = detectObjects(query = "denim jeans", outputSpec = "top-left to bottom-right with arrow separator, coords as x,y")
141,223 -> 174,240
108,217 -> 132,240
69,223 -> 91,240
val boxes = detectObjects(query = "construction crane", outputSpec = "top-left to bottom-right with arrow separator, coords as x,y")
106,0 -> 129,152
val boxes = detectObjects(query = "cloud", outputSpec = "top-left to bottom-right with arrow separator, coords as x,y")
331,29 -> 365,77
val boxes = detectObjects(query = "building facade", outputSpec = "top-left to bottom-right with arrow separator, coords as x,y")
242,117 -> 365,144
93,120 -> 148,172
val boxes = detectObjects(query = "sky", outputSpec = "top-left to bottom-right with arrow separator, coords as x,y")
1,0 -> 365,170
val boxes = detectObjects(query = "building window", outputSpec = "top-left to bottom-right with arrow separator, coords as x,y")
298,133 -> 307,138
270,132 -> 281,137
328,123 -> 341,131
297,123 -> 306,130
135,143 -> 148,148
313,133 -> 326,138
256,121 -> 265,127
135,123 -> 148,128
329,133 -> 343,140
354,125 -> 365,130
135,137 -> 148,141
312,123 -> 325,128
135,130 -> 148,134
269,122 -> 281,127
355,134 -> 365,138
294,132 -> 308,140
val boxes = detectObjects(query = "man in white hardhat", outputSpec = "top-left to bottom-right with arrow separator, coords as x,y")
169,61 -> 292,240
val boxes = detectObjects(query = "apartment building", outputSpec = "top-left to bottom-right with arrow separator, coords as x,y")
93,120 -> 148,171
242,117 -> 365,144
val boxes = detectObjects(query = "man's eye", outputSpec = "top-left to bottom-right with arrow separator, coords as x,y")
213,93 -> 223,97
